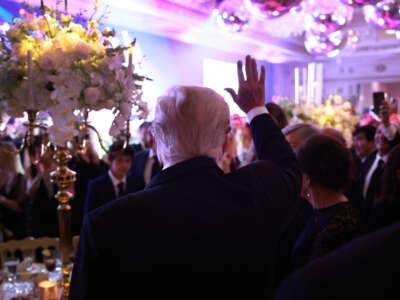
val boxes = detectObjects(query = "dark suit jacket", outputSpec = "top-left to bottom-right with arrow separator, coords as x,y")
274,220 -> 400,300
129,149 -> 149,190
70,114 -> 302,300
364,158 -> 385,227
347,151 -> 377,225
83,173 -> 142,215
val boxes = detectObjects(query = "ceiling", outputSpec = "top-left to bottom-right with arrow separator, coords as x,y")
7,0 -> 400,63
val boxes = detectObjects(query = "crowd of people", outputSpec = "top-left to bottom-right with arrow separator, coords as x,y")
0,55 -> 399,299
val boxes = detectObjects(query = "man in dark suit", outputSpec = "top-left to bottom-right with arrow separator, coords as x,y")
347,125 -> 377,218
274,220 -> 400,300
70,56 -> 302,300
130,121 -> 162,190
129,146 -> 162,190
83,142 -> 142,214
361,102 -> 400,228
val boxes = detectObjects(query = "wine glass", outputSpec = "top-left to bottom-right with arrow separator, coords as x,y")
4,257 -> 19,276
3,255 -> 20,291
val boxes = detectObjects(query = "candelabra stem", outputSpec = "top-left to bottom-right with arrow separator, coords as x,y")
51,147 -> 76,299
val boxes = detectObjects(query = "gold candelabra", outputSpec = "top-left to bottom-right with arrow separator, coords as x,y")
1,108 -> 131,299
50,147 -> 76,299
79,108 -> 131,153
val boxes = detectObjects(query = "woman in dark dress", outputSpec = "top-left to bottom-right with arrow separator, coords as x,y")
370,144 -> 400,230
292,134 -> 361,269
27,148 -> 60,238
0,141 -> 27,240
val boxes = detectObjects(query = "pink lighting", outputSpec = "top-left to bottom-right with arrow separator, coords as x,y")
364,0 -> 400,31
304,30 -> 347,57
248,0 -> 302,19
216,0 -> 251,32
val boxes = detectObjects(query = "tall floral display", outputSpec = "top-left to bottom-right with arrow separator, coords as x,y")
0,3 -> 148,145
0,2 -> 148,298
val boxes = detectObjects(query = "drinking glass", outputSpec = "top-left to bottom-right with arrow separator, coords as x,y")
3,256 -> 20,293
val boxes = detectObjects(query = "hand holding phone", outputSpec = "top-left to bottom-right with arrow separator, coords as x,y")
373,92 -> 385,115
390,97 -> 399,114
380,100 -> 390,127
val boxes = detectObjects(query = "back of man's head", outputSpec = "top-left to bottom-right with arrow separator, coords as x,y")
153,86 -> 230,168
282,123 -> 320,151
108,140 -> 135,162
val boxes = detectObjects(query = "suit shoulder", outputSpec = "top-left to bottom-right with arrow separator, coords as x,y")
229,160 -> 280,178
88,173 -> 110,187
88,189 -> 149,220
134,150 -> 149,159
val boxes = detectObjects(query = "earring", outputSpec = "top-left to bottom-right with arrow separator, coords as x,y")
306,191 -> 311,199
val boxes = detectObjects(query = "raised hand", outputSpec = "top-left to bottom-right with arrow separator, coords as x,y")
380,100 -> 390,127
225,55 -> 266,113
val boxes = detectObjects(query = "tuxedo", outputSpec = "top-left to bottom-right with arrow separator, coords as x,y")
274,220 -> 400,300
83,173 -> 142,215
347,151 -> 377,225
130,149 -> 162,190
363,154 -> 386,225
70,114 -> 302,300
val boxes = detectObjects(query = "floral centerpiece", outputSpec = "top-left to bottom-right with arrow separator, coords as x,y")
0,2 -> 148,145
275,95 -> 360,146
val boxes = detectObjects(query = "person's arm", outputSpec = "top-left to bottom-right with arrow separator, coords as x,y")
226,55 -> 301,196
83,180 -> 98,215
0,174 -> 27,213
27,173 -> 43,198
0,195 -> 22,212
380,101 -> 398,141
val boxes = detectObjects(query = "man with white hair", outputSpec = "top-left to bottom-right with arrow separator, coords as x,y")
282,123 -> 320,152
70,56 -> 302,299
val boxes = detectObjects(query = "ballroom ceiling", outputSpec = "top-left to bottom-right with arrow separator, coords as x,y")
5,0 -> 400,63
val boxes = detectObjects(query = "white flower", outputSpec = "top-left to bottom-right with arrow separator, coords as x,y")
120,102 -> 132,118
105,99 -> 115,109
84,87 -> 101,108
38,54 -> 56,71
75,41 -> 92,60
89,72 -> 104,86
47,125 -> 78,146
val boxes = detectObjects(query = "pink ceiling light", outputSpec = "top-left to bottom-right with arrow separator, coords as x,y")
247,0 -> 302,19
364,0 -> 400,30
216,0 -> 251,32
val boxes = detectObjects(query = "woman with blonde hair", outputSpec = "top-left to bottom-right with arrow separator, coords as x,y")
0,141 -> 27,240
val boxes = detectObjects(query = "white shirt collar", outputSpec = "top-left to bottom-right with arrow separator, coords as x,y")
361,150 -> 376,163
376,153 -> 389,164
108,169 -> 127,187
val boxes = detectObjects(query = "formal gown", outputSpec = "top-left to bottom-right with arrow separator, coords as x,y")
292,202 -> 361,269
